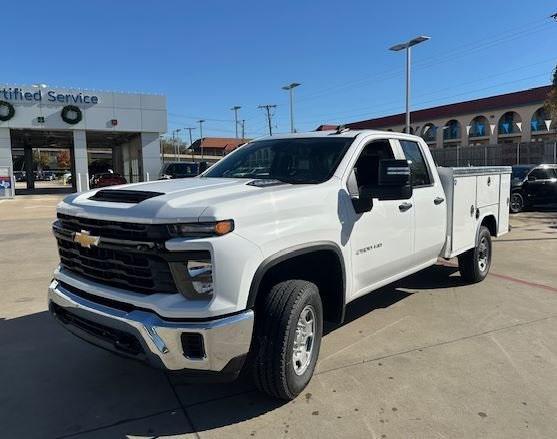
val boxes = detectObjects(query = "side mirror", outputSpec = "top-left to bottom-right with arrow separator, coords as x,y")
347,170 -> 373,214
376,159 -> 413,200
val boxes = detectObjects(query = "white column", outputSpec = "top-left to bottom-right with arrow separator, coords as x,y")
141,132 -> 161,181
73,130 -> 88,192
0,128 -> 12,169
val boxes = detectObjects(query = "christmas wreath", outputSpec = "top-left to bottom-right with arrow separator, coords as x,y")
61,105 -> 82,124
0,100 -> 15,121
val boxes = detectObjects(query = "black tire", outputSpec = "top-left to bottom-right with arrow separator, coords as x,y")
510,192 -> 524,213
252,279 -> 323,400
458,225 -> 492,283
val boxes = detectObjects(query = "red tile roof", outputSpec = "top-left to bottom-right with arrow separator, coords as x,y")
345,85 -> 552,130
191,137 -> 250,152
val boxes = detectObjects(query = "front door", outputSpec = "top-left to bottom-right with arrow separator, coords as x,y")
345,139 -> 415,299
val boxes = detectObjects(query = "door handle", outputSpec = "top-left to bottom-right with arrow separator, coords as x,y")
434,197 -> 445,205
399,202 -> 413,212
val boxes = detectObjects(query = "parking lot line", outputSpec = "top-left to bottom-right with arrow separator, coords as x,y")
438,261 -> 557,293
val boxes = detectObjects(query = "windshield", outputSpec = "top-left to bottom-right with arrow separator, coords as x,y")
165,163 -> 198,175
512,167 -> 531,180
203,137 -> 353,183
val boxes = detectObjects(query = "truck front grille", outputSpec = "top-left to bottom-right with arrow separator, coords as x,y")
57,238 -> 178,294
54,214 -> 180,295
57,213 -> 170,241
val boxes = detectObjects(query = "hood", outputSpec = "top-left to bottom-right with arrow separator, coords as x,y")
57,177 -> 297,223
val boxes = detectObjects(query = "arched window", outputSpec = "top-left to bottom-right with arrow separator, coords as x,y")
468,115 -> 489,138
531,107 -> 551,132
443,120 -> 460,140
498,111 -> 522,135
421,123 -> 437,142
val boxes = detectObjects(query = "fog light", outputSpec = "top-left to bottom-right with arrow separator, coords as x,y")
169,251 -> 214,300
187,259 -> 213,295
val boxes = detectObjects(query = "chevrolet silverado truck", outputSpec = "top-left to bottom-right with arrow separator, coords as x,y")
48,129 -> 511,400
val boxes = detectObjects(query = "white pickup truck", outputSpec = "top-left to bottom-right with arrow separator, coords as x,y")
48,129 -> 511,400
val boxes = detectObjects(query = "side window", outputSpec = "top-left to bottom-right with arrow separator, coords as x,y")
353,140 -> 395,188
529,168 -> 551,180
400,140 -> 431,187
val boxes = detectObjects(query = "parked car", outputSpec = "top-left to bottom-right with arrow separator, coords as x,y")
510,164 -> 557,213
14,171 -> 26,182
159,161 -> 208,179
49,130 -> 511,400
89,173 -> 127,189
42,171 -> 56,181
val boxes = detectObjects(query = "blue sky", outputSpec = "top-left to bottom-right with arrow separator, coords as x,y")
4,0 -> 557,140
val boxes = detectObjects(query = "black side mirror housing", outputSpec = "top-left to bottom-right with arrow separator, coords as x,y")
376,159 -> 413,200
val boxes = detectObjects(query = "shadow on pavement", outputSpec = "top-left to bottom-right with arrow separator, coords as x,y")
0,263 -> 464,438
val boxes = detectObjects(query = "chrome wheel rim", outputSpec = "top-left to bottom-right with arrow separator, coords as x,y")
510,194 -> 522,211
292,305 -> 315,376
478,236 -> 489,272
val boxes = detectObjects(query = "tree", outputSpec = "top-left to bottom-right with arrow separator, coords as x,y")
32,150 -> 50,171
546,64 -> 557,120
160,138 -> 190,157
56,150 -> 71,169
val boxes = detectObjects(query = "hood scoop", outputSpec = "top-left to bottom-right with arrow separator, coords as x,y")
89,189 -> 164,203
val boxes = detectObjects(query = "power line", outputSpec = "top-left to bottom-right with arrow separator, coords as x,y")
296,18 -> 553,105
294,58 -> 556,125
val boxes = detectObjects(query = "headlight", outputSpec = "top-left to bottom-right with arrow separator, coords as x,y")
169,251 -> 214,300
168,220 -> 234,238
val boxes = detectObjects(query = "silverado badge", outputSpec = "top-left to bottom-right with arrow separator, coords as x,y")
73,230 -> 100,248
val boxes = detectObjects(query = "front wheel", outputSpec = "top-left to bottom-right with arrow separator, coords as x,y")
510,192 -> 524,213
252,280 -> 323,400
458,225 -> 492,283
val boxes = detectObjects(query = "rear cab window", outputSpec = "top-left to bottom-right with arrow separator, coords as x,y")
399,140 -> 432,187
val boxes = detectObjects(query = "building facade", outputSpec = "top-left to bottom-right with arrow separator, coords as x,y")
0,84 -> 166,195
341,86 -> 555,149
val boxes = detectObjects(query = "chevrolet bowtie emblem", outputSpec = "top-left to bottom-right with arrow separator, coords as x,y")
73,230 -> 100,248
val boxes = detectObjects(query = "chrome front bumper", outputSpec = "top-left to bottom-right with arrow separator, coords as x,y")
48,280 -> 254,373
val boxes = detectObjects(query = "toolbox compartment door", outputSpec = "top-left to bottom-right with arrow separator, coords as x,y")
452,176 -> 477,254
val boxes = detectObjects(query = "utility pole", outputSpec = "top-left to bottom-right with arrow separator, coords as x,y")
198,120 -> 205,160
240,119 -> 245,139
258,104 -> 277,136
184,127 -> 196,160
282,83 -> 301,133
231,106 -> 241,138
173,128 -> 182,161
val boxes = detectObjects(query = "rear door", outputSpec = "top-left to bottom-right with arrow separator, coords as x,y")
397,139 -> 447,264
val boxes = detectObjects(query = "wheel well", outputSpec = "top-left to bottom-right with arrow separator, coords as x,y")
481,214 -> 497,236
253,249 -> 345,324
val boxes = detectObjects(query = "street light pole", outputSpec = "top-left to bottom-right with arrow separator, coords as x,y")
389,36 -> 430,134
198,120 -> 205,160
231,106 -> 241,138
282,83 -> 301,133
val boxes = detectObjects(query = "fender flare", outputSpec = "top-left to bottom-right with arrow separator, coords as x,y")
246,241 -> 347,322
475,213 -> 497,245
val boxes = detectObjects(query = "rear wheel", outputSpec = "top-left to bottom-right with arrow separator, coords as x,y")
458,226 -> 492,283
510,192 -> 524,213
252,280 -> 323,400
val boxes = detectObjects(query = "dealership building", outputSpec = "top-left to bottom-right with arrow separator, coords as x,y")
0,84 -> 166,195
